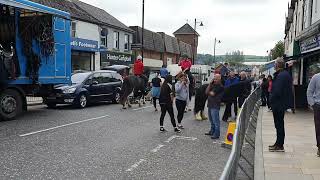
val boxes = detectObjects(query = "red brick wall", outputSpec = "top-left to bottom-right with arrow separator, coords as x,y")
164,53 -> 179,64
175,34 -> 198,62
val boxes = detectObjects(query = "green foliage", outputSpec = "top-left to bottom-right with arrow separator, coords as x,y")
225,50 -> 245,63
271,41 -> 284,60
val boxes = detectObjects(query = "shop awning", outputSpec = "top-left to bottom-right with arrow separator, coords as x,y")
0,0 -> 70,18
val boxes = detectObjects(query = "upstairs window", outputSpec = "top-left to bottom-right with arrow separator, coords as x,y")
124,34 -> 130,50
101,28 -> 108,47
71,21 -> 76,37
113,31 -> 119,49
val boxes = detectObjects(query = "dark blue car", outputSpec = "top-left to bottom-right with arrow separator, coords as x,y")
44,70 -> 122,108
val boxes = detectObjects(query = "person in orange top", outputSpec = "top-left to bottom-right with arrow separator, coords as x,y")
134,55 -> 144,76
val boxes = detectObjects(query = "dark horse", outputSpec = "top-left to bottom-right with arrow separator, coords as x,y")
194,79 -> 252,120
120,75 -> 148,109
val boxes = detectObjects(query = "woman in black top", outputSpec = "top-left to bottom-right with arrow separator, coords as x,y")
151,73 -> 162,111
159,75 -> 181,133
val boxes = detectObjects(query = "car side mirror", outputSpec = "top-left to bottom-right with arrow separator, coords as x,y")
92,80 -> 99,85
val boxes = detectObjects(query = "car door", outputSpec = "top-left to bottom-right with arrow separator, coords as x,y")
100,72 -> 114,101
89,73 -> 105,102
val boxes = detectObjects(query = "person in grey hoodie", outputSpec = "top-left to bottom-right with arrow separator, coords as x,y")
175,73 -> 189,129
307,73 -> 320,157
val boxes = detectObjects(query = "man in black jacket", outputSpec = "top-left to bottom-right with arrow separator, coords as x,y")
269,58 -> 294,152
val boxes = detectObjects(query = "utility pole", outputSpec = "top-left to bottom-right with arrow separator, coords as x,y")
141,0 -> 145,62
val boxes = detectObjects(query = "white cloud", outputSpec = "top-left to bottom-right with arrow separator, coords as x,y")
83,0 -> 289,56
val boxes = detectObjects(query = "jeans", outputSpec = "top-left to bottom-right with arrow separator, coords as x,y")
176,99 -> 187,124
314,104 -> 320,148
272,108 -> 285,146
222,99 -> 238,121
208,108 -> 220,137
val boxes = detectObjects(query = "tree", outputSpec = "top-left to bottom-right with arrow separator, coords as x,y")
271,41 -> 284,60
225,50 -> 245,63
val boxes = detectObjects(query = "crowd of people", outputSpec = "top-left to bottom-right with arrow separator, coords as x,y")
131,55 -> 320,157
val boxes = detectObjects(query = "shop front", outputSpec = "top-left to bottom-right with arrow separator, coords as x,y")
71,37 -> 99,72
291,33 -> 320,108
100,51 -> 132,68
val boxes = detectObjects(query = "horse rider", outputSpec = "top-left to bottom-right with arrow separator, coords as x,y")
133,55 -> 148,90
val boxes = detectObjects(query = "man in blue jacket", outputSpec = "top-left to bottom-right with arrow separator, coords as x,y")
269,58 -> 294,152
222,71 -> 240,122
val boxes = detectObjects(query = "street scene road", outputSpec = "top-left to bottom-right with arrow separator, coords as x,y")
1,0 -> 320,179
0,102 -> 231,179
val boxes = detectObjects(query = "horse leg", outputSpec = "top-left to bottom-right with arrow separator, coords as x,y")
142,95 -> 146,105
138,97 -> 142,107
127,99 -> 132,108
201,110 -> 208,120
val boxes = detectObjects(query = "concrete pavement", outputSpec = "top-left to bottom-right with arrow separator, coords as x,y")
257,107 -> 320,180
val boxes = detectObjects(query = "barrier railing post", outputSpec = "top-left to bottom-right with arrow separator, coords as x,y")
220,87 -> 262,180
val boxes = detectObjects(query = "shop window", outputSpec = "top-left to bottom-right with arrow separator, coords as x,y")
307,60 -> 320,83
71,21 -> 76,37
124,34 -> 130,51
101,28 -> 107,47
114,31 -> 119,49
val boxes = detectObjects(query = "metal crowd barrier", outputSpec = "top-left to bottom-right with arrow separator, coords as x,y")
220,87 -> 262,180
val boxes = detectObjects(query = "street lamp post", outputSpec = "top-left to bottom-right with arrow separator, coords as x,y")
141,0 -> 145,62
213,37 -> 221,62
193,18 -> 203,64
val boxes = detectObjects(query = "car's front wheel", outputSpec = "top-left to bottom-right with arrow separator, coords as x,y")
75,94 -> 87,108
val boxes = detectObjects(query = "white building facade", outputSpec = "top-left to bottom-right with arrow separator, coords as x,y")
284,0 -> 320,108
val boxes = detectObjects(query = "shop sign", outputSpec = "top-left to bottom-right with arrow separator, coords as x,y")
71,38 -> 99,52
101,51 -> 132,66
300,35 -> 320,53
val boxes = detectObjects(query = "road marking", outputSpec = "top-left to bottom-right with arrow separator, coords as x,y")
151,144 -> 165,153
132,105 -> 153,111
19,115 -> 110,137
165,135 -> 197,143
175,136 -> 197,141
126,159 -> 146,172
212,141 -> 224,145
165,135 -> 177,143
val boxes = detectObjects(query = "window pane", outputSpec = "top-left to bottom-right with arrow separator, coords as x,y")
101,73 -> 112,83
101,28 -> 107,36
93,73 -> 103,84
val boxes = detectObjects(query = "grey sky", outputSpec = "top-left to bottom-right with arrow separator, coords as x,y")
84,0 -> 288,56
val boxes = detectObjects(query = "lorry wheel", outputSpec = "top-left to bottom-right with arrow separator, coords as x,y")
0,89 -> 23,121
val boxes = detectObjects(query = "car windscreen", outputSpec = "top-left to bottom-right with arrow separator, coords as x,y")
71,73 -> 91,84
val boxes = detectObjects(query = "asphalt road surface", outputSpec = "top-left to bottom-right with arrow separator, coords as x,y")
0,101 -> 232,180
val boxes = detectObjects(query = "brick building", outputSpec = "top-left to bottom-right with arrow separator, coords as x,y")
173,23 -> 200,64
130,26 -> 165,71
130,26 -> 192,70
